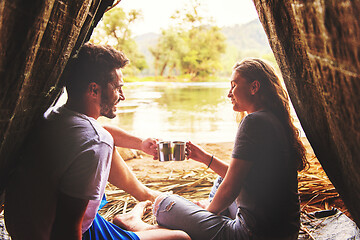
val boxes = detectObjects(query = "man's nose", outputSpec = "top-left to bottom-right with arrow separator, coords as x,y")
118,90 -> 125,101
115,92 -> 125,105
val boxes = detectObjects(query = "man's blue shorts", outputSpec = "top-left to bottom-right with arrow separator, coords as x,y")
83,196 -> 140,240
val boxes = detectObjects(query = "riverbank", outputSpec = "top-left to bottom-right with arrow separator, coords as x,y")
124,75 -> 228,83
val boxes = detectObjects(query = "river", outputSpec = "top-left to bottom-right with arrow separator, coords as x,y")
98,81 -> 238,143
56,81 -> 303,143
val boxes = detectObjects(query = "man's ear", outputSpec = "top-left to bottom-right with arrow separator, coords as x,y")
250,80 -> 260,95
88,82 -> 100,97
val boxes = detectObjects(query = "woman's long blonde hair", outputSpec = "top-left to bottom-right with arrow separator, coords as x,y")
234,58 -> 308,171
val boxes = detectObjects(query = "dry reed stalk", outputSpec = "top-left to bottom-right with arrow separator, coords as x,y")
300,224 -> 316,240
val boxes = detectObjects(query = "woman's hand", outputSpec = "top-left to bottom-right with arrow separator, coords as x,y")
187,141 -> 230,178
186,141 -> 210,164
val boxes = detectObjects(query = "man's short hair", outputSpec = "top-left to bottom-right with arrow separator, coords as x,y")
62,43 -> 129,98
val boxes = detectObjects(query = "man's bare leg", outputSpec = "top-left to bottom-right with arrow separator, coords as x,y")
108,148 -> 160,202
113,200 -> 156,231
113,201 -> 190,240
135,229 -> 190,240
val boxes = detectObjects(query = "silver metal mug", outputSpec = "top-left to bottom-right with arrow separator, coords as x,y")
173,141 -> 186,161
158,141 -> 173,162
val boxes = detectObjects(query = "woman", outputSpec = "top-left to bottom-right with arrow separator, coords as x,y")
116,58 -> 308,240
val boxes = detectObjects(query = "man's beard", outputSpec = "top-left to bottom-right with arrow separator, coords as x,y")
100,93 -> 118,119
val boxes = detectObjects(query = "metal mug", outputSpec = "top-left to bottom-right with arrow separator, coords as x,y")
158,141 -> 173,162
173,141 -> 186,161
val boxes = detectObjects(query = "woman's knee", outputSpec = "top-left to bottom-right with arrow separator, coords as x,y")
152,193 -> 170,216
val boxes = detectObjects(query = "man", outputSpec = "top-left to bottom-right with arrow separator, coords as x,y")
4,43 -> 189,240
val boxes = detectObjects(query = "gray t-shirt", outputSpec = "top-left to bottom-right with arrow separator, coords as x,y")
232,110 -> 300,238
5,106 -> 114,238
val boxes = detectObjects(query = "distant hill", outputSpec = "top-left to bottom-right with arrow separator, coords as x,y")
134,19 -> 272,74
134,33 -> 158,75
221,19 -> 271,53
135,32 -> 158,57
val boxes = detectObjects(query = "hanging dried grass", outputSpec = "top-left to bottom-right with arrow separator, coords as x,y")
298,158 -> 342,215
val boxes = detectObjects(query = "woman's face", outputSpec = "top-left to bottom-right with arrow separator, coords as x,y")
227,71 -> 253,112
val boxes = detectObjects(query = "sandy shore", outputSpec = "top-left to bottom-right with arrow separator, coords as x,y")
124,142 -> 234,179
124,138 -> 315,181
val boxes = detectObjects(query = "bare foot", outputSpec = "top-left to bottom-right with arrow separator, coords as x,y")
113,200 -> 157,231
193,199 -> 210,209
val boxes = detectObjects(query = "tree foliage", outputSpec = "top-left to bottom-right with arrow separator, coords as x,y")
149,28 -> 187,76
150,0 -> 226,79
90,8 -> 147,75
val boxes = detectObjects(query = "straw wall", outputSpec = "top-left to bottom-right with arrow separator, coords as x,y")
0,0 -> 114,194
252,0 -> 360,227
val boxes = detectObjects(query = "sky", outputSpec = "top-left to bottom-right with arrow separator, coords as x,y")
118,0 -> 259,36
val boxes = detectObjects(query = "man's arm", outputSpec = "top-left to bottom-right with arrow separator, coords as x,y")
50,192 -> 88,240
103,125 -> 157,158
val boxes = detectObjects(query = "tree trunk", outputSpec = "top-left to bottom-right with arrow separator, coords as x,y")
160,62 -> 168,76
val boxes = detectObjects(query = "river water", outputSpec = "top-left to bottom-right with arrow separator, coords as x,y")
98,81 -> 238,143
56,81 -> 303,143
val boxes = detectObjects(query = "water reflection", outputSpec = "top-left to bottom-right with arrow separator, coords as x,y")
99,82 -> 238,143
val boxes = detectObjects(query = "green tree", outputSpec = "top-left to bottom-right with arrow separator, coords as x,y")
182,25 -> 226,78
149,28 -> 187,76
150,0 -> 226,79
90,8 -> 147,75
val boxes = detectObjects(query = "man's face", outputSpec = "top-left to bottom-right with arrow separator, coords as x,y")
100,68 -> 125,119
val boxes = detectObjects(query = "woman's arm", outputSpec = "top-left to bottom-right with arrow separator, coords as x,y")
186,141 -> 229,178
206,157 -> 252,215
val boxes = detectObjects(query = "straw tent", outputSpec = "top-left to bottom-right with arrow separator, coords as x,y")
252,0 -> 360,228
0,0 -> 114,197
0,0 -> 359,230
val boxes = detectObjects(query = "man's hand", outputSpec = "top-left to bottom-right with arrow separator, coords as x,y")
147,188 -> 163,202
141,138 -> 158,160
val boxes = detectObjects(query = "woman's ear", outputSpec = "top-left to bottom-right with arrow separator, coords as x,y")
250,80 -> 260,95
